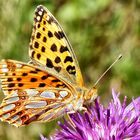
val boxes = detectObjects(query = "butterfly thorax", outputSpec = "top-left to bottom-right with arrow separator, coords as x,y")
66,87 -> 97,112
83,87 -> 97,104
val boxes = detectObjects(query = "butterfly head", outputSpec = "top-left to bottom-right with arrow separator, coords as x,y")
84,87 -> 97,104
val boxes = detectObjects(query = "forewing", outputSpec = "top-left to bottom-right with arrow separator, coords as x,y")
0,59 -> 68,95
29,5 -> 84,86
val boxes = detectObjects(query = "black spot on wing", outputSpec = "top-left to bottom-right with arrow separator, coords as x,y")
54,31 -> 65,40
43,21 -> 46,25
66,65 -> 76,75
12,73 -> 16,76
46,58 -> 53,68
37,53 -> 41,59
56,84 -> 66,88
7,78 -> 13,82
43,36 -> 47,42
64,56 -> 73,63
58,31 -> 65,38
36,32 -> 41,39
55,56 -> 61,63
18,83 -> 24,87
17,78 -> 22,81
41,75 -> 48,80
34,42 -> 39,48
54,32 -> 61,40
52,79 -> 60,82
60,45 -> 68,53
30,78 -> 37,82
8,83 -> 15,87
37,24 -> 40,28
31,51 -> 35,58
39,83 -> 46,87
51,44 -> 57,52
41,46 -> 45,52
22,73 -> 28,76
30,71 -> 38,74
48,31 -> 53,38
36,68 -> 41,72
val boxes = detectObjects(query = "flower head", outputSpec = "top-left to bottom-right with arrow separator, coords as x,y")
41,90 -> 140,140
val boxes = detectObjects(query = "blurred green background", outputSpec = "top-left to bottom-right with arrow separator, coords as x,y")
0,0 -> 140,139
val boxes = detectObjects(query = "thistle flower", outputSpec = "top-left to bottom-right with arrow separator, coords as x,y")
41,90 -> 140,140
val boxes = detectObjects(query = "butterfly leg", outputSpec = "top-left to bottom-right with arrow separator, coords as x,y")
66,106 -> 87,127
79,106 -> 87,111
66,112 -> 76,128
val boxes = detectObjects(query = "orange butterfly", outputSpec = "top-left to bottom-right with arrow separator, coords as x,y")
0,5 -> 97,127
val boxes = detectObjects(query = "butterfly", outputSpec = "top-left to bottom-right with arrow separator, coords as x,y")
0,5 -> 97,127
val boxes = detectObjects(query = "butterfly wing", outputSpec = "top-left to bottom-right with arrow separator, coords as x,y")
0,59 -> 69,95
29,5 -> 84,86
0,60 -> 74,126
0,88 -> 71,127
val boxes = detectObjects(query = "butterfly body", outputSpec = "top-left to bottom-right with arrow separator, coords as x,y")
0,5 -> 97,127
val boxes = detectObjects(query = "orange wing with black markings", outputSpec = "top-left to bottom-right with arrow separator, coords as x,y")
0,60 -> 73,126
0,59 -> 68,95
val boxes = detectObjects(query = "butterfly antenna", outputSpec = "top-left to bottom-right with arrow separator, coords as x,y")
94,54 -> 122,87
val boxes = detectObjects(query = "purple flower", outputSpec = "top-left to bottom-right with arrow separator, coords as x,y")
41,90 -> 140,140
40,134 -> 48,140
